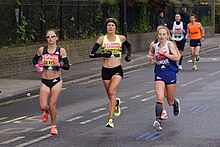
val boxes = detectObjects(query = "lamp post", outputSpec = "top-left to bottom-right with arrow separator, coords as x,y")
121,0 -> 127,54
207,0 -> 215,29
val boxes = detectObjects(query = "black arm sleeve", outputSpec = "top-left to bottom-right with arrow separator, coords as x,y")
89,43 -> 102,58
122,40 -> 131,56
33,54 -> 40,66
60,57 -> 70,70
89,43 -> 112,58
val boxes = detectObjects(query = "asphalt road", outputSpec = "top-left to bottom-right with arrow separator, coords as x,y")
0,47 -> 220,147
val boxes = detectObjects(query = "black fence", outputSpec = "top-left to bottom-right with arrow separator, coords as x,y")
0,1 -> 211,46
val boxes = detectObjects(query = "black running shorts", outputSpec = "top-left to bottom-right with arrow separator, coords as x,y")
101,65 -> 123,80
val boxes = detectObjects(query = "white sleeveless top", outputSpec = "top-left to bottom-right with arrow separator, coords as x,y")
172,21 -> 184,41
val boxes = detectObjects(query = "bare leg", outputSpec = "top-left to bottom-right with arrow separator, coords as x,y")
103,75 -> 122,119
39,83 -> 50,114
195,46 -> 200,57
155,81 -> 165,119
165,84 -> 176,106
50,80 -> 62,126
190,47 -> 196,66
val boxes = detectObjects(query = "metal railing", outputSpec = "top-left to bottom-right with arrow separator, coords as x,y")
0,1 -> 211,46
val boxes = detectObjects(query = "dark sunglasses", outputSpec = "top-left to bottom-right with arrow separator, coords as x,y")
45,34 -> 56,39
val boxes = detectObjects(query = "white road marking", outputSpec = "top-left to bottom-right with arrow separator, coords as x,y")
14,116 -> 42,124
91,108 -> 106,113
121,100 -> 125,104
0,116 -> 28,125
141,95 -> 156,102
37,126 -> 51,132
181,78 -> 203,87
144,82 -> 154,84
0,128 -> 33,134
145,90 -> 155,94
129,95 -> 142,100
0,95 -> 39,106
15,134 -> 52,147
80,113 -> 109,125
0,117 -> 8,121
209,70 -> 220,76
80,107 -> 128,125
66,116 -> 83,122
0,136 -> 26,145
125,68 -> 144,74
79,79 -> 101,85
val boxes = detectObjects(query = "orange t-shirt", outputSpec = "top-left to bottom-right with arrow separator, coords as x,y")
188,22 -> 202,40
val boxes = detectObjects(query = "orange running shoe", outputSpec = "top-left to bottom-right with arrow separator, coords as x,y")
42,112 -> 49,122
51,125 -> 58,135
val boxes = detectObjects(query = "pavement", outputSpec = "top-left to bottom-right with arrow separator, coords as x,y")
0,34 -> 220,103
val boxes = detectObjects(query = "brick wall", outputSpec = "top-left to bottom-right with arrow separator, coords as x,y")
0,27 -> 214,78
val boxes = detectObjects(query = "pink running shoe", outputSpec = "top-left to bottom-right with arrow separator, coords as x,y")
51,125 -> 58,135
161,109 -> 168,120
42,112 -> 49,122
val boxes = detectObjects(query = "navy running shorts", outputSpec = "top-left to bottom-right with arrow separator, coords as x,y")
190,39 -> 202,47
155,71 -> 177,85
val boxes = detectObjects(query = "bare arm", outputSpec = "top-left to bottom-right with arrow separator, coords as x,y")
199,22 -> 205,41
147,41 -> 155,64
96,36 -> 104,45
185,23 -> 190,40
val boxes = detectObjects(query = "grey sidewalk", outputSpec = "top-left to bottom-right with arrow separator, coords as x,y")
0,34 -> 220,102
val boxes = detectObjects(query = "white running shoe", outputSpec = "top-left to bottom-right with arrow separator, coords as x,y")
153,119 -> 162,131
192,65 -> 197,70
178,65 -> 183,70
161,110 -> 168,120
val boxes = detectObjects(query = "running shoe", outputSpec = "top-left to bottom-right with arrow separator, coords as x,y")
178,65 -> 183,70
51,125 -> 58,135
42,112 -> 49,122
195,55 -> 200,61
114,98 -> 121,117
173,99 -> 180,116
161,109 -> 168,120
192,65 -> 197,70
153,119 -> 162,131
106,118 -> 114,128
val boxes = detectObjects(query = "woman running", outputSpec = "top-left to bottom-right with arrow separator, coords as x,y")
89,18 -> 131,128
33,29 -> 70,135
147,26 -> 180,131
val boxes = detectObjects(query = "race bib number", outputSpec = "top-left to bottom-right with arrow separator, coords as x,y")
42,54 -> 59,66
104,43 -> 121,54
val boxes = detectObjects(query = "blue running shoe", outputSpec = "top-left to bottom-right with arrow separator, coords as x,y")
153,119 -> 162,131
173,99 -> 180,116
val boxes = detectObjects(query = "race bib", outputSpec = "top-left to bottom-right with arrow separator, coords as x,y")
103,43 -> 121,54
42,54 -> 59,66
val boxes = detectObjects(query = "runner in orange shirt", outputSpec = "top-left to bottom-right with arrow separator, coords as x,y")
186,14 -> 205,70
